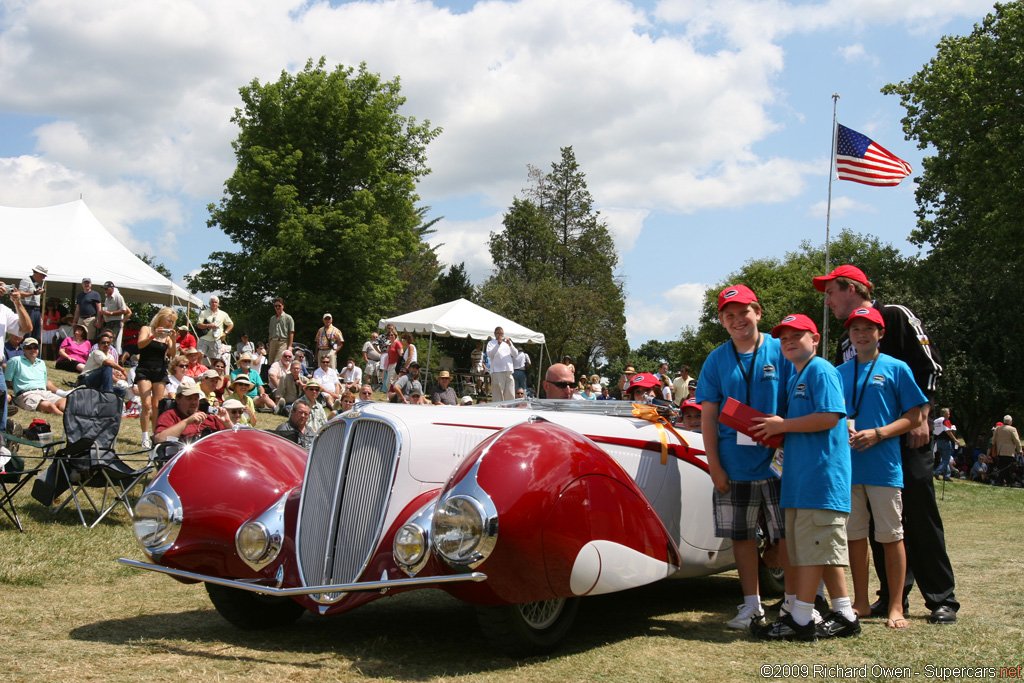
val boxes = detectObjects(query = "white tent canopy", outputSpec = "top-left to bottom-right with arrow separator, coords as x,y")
0,200 -> 202,307
378,298 -> 545,344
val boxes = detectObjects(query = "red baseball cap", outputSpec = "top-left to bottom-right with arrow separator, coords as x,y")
812,265 -> 870,292
771,313 -> 819,338
681,397 -> 702,412
627,373 -> 660,389
844,306 -> 885,328
717,284 -> 759,311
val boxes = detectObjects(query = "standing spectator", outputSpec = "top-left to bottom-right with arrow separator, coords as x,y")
267,297 -> 294,365
401,333 -> 418,370
175,324 -> 197,351
314,355 -> 343,407
98,281 -> 129,352
0,285 -> 30,428
617,365 -> 637,399
196,296 -> 233,367
18,265 -> 47,343
384,330 -> 403,389
673,366 -> 695,407
362,332 -> 382,389
991,416 -> 1021,487
654,362 -> 669,381
486,326 -> 517,402
514,348 -> 532,393
696,285 -> 793,630
41,298 -> 62,361
430,370 -> 458,405
134,307 -> 177,450
6,337 -> 66,415
932,408 -> 957,481
315,313 -> 344,369
72,277 -> 102,339
56,323 -> 91,373
815,264 -> 957,624
339,357 -> 362,393
79,331 -> 127,397
274,399 -> 314,449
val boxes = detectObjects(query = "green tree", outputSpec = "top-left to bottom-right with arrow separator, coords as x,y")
188,58 -> 441,349
480,147 -> 627,376
883,2 -> 1024,442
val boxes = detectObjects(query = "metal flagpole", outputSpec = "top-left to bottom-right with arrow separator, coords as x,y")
822,93 -> 840,356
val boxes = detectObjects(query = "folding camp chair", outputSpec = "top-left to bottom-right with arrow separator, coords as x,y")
1,428 -> 60,532
31,387 -> 154,528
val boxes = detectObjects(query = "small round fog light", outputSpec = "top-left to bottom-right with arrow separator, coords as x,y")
393,524 -> 426,567
237,522 -> 271,563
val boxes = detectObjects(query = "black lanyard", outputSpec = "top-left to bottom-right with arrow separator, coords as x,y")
730,332 -> 762,405
849,355 -> 879,419
786,358 -> 812,409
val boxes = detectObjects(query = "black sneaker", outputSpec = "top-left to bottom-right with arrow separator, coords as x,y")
816,611 -> 861,638
754,614 -> 817,642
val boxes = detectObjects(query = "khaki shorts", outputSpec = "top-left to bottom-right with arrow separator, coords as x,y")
847,485 -> 903,543
785,508 -> 849,567
15,389 -> 61,411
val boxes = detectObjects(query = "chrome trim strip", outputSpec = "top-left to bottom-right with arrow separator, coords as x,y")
117,558 -> 486,596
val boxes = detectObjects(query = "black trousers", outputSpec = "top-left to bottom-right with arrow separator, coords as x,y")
872,437 -> 959,612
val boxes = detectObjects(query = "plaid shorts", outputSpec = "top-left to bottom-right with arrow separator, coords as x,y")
713,478 -> 785,541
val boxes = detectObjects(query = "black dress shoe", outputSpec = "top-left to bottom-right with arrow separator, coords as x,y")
929,605 -> 957,624
868,598 -> 909,619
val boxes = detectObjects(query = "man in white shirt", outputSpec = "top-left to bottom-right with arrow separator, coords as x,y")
513,348 -> 531,394
486,326 -> 517,402
197,296 -> 233,367
339,357 -> 363,393
362,333 -> 382,388
313,355 -> 342,406
268,349 -> 295,397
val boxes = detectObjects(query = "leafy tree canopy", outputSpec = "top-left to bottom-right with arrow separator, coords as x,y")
188,57 -> 441,348
883,2 -> 1024,441
480,147 -> 627,377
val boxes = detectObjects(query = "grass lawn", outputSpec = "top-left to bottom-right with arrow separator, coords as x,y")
3,363 -> 1023,681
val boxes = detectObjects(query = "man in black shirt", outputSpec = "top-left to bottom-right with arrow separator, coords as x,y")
813,264 -> 957,624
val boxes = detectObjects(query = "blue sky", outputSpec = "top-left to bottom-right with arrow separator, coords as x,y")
0,0 -> 995,347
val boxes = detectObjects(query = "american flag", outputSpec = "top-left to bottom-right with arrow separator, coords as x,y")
835,123 -> 913,186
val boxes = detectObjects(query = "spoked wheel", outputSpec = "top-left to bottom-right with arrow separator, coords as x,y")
205,583 -> 306,630
476,597 -> 580,657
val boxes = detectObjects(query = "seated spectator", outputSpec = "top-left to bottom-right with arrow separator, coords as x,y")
183,346 -> 209,378
209,356 -> 230,395
154,384 -> 226,443
56,323 -> 91,373
6,337 -> 66,415
220,398 -> 247,429
430,370 -> 458,405
389,363 -> 423,404
460,395 -> 474,405
274,399 -> 314,449
313,355 -> 343,406
55,314 -> 75,345
223,375 -> 258,426
338,390 -> 357,413
358,384 -> 375,402
235,332 -> 254,359
79,331 -> 127,398
275,360 -> 307,414
515,387 -> 526,399
199,369 -> 225,407
296,380 -> 333,433
230,352 -> 277,412
339,357 -> 362,393
165,354 -> 193,397
408,386 -> 427,405
971,454 -> 990,483
175,324 -> 197,351
267,349 -> 294,396
120,318 -> 142,364
596,387 -> 613,401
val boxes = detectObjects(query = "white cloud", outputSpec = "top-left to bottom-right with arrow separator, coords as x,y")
600,207 -> 650,253
626,281 -> 707,345
807,195 -> 877,219
836,42 -> 881,66
429,212 -> 504,282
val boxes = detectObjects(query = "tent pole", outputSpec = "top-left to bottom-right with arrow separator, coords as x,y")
425,333 -> 434,389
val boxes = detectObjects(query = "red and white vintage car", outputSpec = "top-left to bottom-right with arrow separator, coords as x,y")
121,400 -> 739,655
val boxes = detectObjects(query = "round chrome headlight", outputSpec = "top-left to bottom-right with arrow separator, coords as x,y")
433,495 -> 487,564
237,522 -> 272,563
393,524 -> 427,567
134,491 -> 180,549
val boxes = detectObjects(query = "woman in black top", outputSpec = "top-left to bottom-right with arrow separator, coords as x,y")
136,307 -> 178,449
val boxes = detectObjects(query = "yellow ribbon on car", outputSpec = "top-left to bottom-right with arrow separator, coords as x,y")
631,403 -> 690,465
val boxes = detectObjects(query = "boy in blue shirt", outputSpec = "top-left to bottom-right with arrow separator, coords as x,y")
751,314 -> 856,641
838,306 -> 927,629
696,285 -> 793,630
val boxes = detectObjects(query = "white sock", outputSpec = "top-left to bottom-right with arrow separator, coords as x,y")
832,596 -> 857,622
141,432 -> 149,440
56,389 -> 70,398
791,599 -> 814,626
783,593 -> 797,613
744,594 -> 762,613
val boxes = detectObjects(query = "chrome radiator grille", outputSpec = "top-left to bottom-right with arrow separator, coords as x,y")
296,418 -> 398,590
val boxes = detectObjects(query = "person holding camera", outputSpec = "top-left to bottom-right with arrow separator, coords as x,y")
134,307 -> 178,450
196,296 -> 233,367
